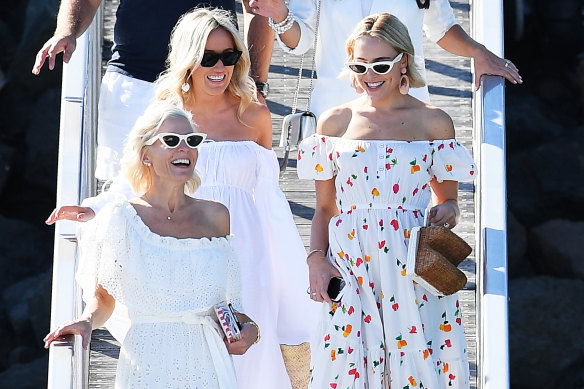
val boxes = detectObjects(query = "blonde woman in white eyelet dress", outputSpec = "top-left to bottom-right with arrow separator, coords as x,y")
44,101 -> 260,388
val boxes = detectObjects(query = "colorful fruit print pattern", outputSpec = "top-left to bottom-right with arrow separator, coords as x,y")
298,135 -> 476,389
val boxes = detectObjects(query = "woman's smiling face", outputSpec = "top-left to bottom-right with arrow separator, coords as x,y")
191,28 -> 238,96
143,115 -> 199,184
351,35 -> 406,97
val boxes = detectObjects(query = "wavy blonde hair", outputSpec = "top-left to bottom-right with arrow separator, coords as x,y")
120,100 -> 202,195
155,7 -> 257,125
343,13 -> 425,88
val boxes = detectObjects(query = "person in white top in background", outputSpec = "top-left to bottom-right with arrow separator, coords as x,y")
250,0 -> 522,118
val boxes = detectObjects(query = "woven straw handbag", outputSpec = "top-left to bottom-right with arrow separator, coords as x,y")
406,225 -> 472,296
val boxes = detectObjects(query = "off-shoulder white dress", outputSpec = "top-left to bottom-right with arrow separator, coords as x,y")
76,199 -> 241,389
196,141 -> 319,389
80,141 -> 320,389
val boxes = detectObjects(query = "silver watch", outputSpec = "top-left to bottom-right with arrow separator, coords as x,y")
255,82 -> 269,99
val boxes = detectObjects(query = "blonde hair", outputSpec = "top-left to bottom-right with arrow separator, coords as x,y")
343,13 -> 425,88
155,7 -> 256,124
120,100 -> 202,195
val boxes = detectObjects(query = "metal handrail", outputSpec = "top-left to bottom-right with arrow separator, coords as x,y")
471,0 -> 510,388
46,6 -> 101,389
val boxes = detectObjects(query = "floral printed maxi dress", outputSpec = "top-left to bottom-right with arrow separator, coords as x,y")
297,135 -> 476,389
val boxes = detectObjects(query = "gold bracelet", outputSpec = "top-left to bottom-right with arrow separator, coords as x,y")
306,249 -> 326,263
242,321 -> 260,344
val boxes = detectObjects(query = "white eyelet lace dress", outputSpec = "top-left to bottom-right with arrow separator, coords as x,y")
76,199 -> 241,389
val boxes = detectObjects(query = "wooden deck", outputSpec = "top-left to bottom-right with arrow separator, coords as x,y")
89,1 -> 476,387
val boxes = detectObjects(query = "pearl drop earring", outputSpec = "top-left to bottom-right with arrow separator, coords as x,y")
181,82 -> 190,93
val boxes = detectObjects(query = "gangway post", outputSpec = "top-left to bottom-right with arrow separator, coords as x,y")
46,5 -> 101,388
472,0 -> 510,387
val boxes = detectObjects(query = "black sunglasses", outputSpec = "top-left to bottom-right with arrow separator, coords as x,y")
200,50 -> 242,67
145,132 -> 207,149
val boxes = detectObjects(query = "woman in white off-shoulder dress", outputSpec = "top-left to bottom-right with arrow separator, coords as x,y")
155,9 -> 319,388
297,14 -> 475,388
44,101 -> 259,388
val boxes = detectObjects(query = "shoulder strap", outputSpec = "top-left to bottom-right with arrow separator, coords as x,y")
280,0 -> 322,173
290,0 -> 322,115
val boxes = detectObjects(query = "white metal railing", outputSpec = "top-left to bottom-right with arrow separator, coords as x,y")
471,0 -> 510,388
47,7 -> 101,389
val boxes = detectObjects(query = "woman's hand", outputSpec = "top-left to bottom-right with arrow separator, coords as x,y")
43,319 -> 93,350
224,322 -> 258,355
308,253 -> 342,305
473,45 -> 522,90
45,205 -> 96,225
428,199 -> 460,229
248,0 -> 288,21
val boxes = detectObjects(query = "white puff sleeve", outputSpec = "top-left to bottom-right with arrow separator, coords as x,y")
428,139 -> 476,183
297,134 -> 337,180
422,0 -> 457,43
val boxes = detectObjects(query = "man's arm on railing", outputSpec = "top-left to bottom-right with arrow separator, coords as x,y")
32,0 -> 102,74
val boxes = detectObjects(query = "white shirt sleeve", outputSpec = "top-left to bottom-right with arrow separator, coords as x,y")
422,0 -> 457,43
275,0 -> 318,55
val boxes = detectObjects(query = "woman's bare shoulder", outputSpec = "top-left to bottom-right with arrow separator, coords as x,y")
318,104 -> 353,137
188,198 -> 230,236
242,101 -> 272,148
417,104 -> 455,140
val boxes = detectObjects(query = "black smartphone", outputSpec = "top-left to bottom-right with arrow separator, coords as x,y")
327,277 -> 346,302
228,303 -> 242,330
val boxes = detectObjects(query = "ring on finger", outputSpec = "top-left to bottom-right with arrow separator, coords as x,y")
504,60 -> 510,68
443,222 -> 450,228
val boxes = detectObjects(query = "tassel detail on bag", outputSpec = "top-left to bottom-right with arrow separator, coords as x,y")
280,342 -> 311,389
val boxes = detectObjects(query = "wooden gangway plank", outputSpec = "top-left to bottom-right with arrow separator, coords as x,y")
88,1 -> 477,387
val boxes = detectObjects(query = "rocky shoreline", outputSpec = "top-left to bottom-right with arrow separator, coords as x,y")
0,0 -> 582,388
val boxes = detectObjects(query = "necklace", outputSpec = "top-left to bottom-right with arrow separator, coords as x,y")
143,194 -> 173,221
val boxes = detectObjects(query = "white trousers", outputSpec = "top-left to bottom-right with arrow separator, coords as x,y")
95,72 -> 155,180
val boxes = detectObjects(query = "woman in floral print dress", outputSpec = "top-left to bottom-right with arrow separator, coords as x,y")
297,13 -> 475,389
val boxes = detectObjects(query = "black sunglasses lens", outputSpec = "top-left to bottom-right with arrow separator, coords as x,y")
349,64 -> 367,74
201,53 -> 221,67
200,51 -> 242,67
186,135 -> 204,147
221,50 -> 242,66
373,64 -> 391,74
161,135 -> 180,147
